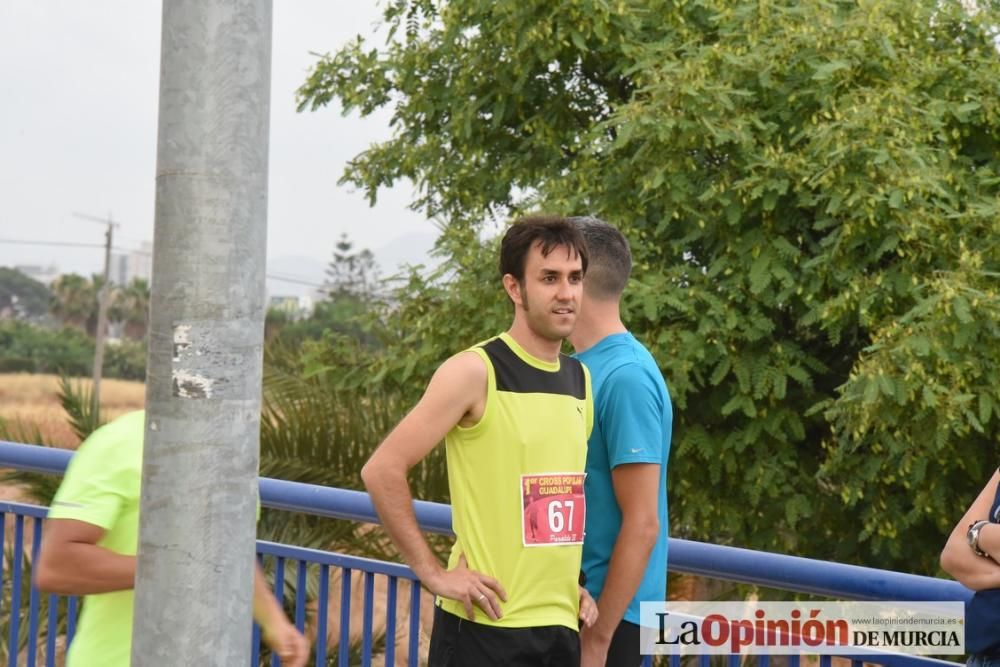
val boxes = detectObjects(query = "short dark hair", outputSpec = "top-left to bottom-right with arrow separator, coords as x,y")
499,215 -> 589,282
569,216 -> 631,300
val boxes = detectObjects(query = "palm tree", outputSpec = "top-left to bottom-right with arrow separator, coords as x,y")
49,274 -> 100,335
110,278 -> 150,341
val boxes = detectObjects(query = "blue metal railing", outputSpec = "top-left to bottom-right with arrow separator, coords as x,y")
252,542 -> 422,666
0,497 -> 427,667
0,440 -> 974,666
0,440 -> 453,534
670,539 -> 970,603
0,441 -> 435,666
0,501 -> 70,667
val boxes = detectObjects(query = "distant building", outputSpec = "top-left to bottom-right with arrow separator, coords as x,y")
112,254 -> 128,286
268,294 -> 314,320
111,241 -> 153,285
16,264 -> 60,287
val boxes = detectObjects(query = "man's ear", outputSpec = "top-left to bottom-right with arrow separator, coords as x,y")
502,274 -> 523,307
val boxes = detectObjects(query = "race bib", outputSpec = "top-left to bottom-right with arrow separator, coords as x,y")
520,472 -> 586,547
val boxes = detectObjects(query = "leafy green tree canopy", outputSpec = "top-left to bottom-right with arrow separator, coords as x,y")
299,0 -> 1000,572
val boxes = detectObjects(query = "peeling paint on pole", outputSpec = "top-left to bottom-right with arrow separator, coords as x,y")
171,323 -> 214,398
170,321 -> 263,399
171,369 -> 214,398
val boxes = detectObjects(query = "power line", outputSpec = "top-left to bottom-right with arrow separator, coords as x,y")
0,238 -> 151,254
0,238 -> 326,288
266,274 -> 324,288
0,239 -> 106,249
72,211 -> 121,229
112,246 -> 151,256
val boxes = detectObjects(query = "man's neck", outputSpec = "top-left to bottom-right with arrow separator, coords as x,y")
569,299 -> 626,353
506,319 -> 563,362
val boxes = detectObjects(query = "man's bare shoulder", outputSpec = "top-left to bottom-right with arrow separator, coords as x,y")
432,349 -> 488,388
421,350 -> 489,427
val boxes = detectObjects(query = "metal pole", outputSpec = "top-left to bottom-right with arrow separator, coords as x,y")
90,219 -> 113,417
132,0 -> 272,664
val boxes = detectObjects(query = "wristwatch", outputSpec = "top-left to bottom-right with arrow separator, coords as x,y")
968,519 -> 991,558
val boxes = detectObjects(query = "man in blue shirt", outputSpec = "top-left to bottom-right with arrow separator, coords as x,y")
569,217 -> 673,667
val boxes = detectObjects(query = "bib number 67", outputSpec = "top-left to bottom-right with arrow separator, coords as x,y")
547,499 -> 575,534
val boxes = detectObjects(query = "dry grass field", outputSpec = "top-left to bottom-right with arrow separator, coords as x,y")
0,373 -> 145,448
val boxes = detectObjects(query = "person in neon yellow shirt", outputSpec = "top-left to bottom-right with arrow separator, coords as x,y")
34,410 -> 308,666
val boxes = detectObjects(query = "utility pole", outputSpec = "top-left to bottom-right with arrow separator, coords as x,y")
131,1 -> 272,665
72,211 -> 119,417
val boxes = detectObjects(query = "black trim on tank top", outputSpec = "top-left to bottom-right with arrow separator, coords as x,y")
480,337 -> 586,399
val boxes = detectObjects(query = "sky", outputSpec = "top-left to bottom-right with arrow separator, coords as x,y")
0,1 -> 433,296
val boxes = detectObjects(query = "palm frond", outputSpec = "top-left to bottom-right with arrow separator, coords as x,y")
0,416 -> 63,505
0,376 -> 107,505
57,375 -> 103,441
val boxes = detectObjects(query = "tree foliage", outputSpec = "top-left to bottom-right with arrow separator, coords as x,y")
267,235 -> 383,349
0,321 -> 93,375
0,320 -> 145,380
0,268 -> 51,321
109,278 -> 150,341
49,273 -> 100,335
299,0 -> 1000,573
49,273 -> 150,341
323,233 -> 380,302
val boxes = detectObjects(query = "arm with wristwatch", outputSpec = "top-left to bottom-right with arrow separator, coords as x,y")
940,468 -> 1000,590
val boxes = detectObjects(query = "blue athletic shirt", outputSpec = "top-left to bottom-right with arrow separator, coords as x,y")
575,331 -> 672,625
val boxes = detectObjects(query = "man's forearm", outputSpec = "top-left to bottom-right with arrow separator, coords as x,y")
944,545 -> 1000,591
35,543 -> 135,595
591,517 -> 658,639
941,528 -> 1000,591
957,569 -> 1000,591
253,564 -> 287,631
362,464 -> 443,582
253,564 -> 310,667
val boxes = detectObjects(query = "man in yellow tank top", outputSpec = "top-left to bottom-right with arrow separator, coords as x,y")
362,216 -> 599,665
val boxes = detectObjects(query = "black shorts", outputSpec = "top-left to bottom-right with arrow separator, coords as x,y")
428,605 -> 580,666
605,620 -> 642,667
